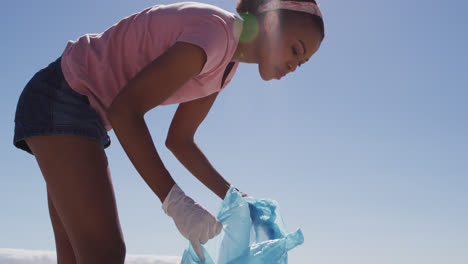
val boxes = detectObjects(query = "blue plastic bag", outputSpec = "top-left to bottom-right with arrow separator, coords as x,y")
181,187 -> 304,264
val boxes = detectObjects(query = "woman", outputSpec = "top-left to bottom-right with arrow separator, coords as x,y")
13,1 -> 325,263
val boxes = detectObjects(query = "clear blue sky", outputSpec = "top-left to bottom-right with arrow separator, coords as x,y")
1,0 -> 467,263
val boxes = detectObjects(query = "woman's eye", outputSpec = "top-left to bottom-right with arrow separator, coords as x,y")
292,47 -> 298,56
292,47 -> 302,67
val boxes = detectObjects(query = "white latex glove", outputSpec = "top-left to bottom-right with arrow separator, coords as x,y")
162,184 -> 223,262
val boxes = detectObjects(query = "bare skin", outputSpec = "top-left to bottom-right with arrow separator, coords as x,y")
47,192 -> 76,263
233,10 -> 323,80
26,136 -> 125,264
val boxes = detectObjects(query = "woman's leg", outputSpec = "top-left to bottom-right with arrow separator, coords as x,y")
47,191 -> 77,264
26,135 -> 126,264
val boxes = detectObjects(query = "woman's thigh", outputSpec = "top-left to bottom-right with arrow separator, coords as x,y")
26,135 -> 125,262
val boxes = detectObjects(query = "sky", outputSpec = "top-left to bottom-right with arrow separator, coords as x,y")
1,0 -> 467,263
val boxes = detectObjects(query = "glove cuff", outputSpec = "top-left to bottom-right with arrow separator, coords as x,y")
162,183 -> 183,215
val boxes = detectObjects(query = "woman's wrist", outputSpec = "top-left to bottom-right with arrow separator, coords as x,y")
169,142 -> 231,200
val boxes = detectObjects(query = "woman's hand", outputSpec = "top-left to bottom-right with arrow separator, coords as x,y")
162,184 -> 222,262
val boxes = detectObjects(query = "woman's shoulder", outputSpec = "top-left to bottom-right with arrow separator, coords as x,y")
150,1 -> 236,22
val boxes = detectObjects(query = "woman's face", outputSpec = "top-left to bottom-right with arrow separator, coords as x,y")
257,12 -> 322,81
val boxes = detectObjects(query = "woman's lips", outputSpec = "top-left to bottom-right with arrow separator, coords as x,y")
276,69 -> 285,80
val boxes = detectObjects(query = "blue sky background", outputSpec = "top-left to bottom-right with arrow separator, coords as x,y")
1,0 -> 467,263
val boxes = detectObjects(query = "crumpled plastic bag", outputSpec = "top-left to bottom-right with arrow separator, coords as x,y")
181,187 -> 304,264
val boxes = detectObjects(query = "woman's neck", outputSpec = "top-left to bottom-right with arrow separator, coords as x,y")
232,13 -> 262,64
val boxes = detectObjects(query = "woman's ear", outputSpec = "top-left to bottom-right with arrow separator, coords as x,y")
263,11 -> 280,34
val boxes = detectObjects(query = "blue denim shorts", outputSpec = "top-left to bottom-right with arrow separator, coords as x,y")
14,57 -> 111,155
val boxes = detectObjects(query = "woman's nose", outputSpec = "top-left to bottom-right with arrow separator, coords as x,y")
288,62 -> 298,73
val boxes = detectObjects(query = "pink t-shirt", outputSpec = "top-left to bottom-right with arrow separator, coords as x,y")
60,2 -> 242,131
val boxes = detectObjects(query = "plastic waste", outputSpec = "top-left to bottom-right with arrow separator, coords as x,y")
181,186 -> 304,264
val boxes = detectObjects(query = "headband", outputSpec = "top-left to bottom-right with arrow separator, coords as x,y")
257,1 -> 323,19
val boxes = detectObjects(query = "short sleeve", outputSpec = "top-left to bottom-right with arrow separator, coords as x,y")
176,15 -> 230,75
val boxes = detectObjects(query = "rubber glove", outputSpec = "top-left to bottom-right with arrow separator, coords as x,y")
162,184 -> 223,262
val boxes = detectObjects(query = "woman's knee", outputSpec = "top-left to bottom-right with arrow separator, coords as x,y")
75,235 -> 126,264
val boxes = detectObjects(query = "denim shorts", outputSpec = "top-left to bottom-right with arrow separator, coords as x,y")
13,57 -> 111,155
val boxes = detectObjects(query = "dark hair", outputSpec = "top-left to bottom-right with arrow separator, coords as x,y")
236,0 -> 325,40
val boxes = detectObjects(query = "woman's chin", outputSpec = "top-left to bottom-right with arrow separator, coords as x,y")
263,75 -> 276,81
258,67 -> 274,81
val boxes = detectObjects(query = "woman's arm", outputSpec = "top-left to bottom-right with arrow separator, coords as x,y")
107,41 -> 227,261
166,92 -> 231,200
106,41 -> 207,203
